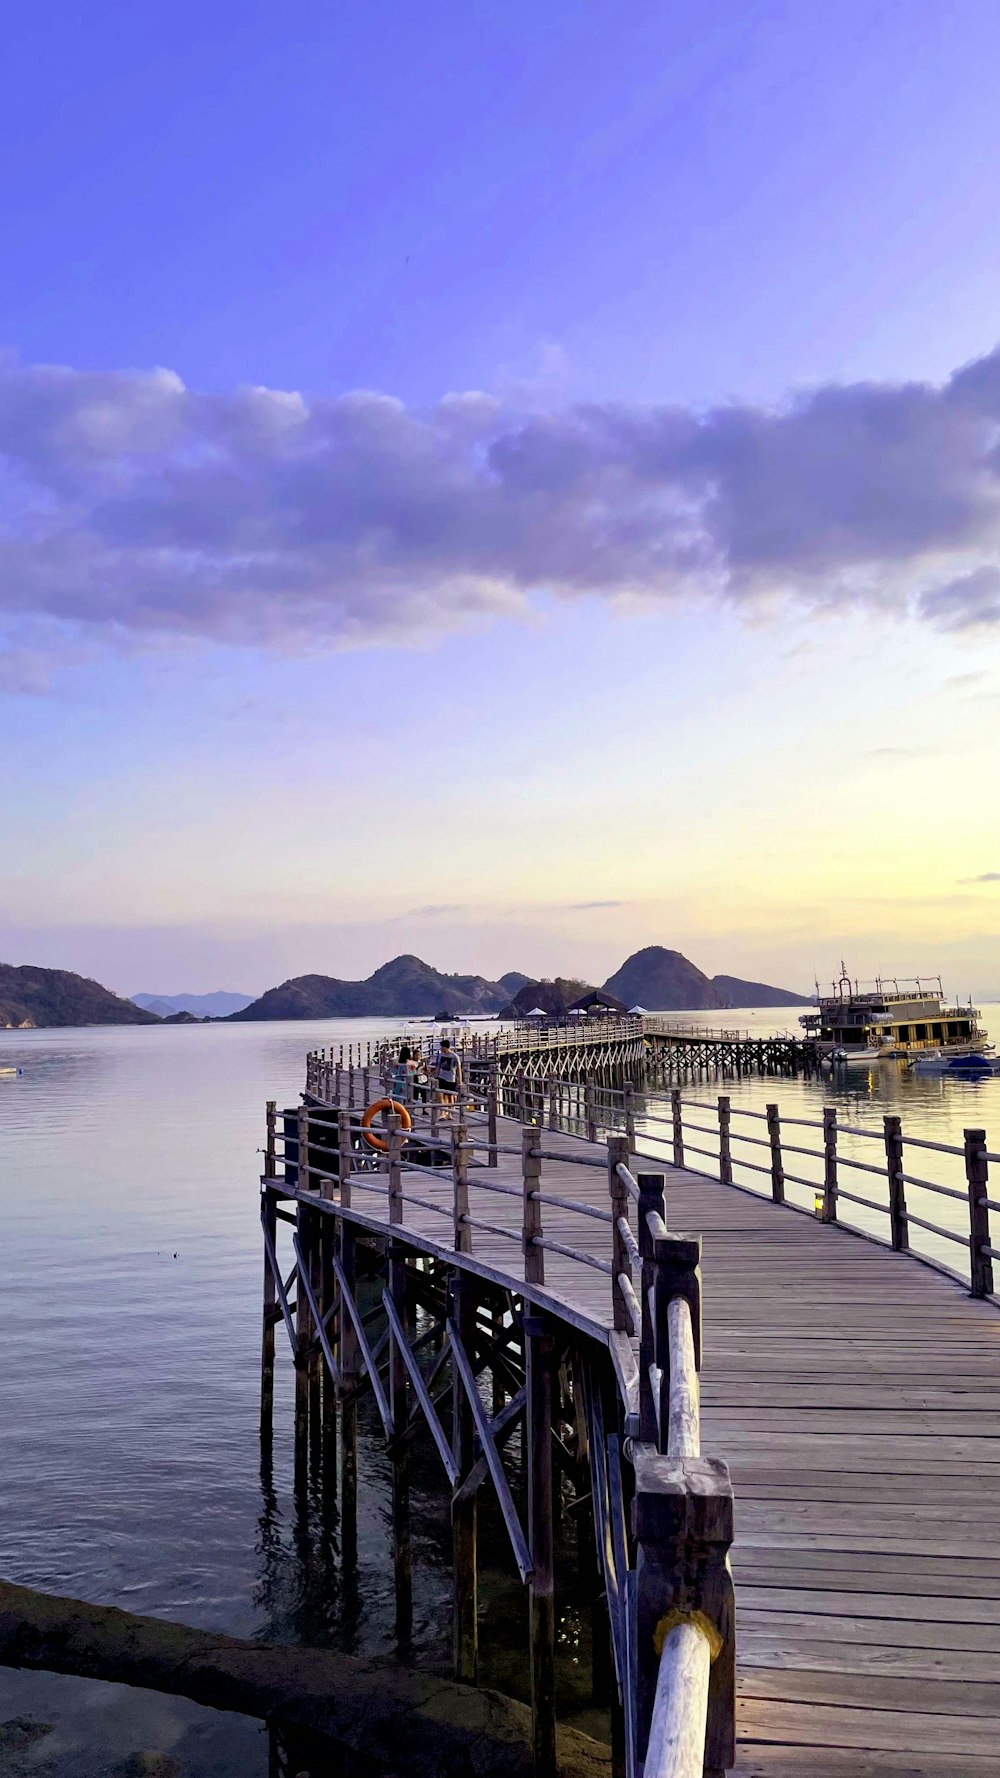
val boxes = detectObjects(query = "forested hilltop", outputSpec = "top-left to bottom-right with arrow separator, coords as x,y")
0,964 -> 160,1029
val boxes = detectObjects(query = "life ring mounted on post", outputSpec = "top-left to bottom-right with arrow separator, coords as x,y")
360,1097 -> 412,1151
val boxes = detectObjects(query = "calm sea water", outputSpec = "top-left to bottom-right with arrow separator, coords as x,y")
2,1010 -> 999,1770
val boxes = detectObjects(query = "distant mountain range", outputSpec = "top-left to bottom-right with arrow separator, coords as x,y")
0,949 -> 810,1029
132,990 -> 254,1018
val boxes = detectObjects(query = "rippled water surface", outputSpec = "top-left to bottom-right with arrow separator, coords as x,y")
2,1010 -> 999,1769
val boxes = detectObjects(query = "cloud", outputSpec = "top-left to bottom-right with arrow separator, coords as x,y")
918,567 -> 1000,630
959,871 -> 1000,884
563,900 -> 630,910
6,349 -> 1000,657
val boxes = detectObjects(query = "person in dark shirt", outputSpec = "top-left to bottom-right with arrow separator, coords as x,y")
434,1037 -> 462,1119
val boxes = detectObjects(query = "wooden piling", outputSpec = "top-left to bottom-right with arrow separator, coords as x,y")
451,1269 -> 478,1682
387,1118 -> 412,1639
337,1110 -> 358,1571
525,1312 -> 557,1775
294,1197 -> 312,1487
260,1187 -> 276,1443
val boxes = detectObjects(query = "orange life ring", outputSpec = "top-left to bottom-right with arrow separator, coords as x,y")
360,1098 -> 413,1150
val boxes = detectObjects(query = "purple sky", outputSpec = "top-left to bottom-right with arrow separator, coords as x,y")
4,2 -> 1000,996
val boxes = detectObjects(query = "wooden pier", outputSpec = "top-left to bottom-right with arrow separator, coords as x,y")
257,1052 -> 1000,1776
325,1016 -> 821,1088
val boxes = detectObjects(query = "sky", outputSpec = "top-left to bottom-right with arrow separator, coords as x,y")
3,0 -> 1000,998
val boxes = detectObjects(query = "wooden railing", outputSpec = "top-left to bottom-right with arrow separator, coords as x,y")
474,1072 -> 997,1300
275,1071 -> 735,1775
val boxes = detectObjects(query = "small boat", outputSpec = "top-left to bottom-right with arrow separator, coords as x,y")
0,1066 -> 23,1076
909,1050 -> 1000,1076
824,1046 -> 880,1069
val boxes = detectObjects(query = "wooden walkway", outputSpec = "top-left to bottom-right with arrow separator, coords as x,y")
300,1087 -> 1000,1778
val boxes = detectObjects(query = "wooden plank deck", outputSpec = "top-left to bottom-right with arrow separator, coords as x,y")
309,1096 -> 1000,1777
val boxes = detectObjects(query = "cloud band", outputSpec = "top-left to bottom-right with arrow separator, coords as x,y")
4,347 -> 1000,656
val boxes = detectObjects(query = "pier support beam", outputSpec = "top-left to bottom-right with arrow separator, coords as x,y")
337,1112 -> 358,1573
260,1188 -> 276,1446
526,1311 -> 557,1775
451,1270 -> 479,1682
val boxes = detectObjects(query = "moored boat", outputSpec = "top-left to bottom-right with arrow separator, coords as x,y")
801,964 -> 988,1065
909,1050 -> 999,1076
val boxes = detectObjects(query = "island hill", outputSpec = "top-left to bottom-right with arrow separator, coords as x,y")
0,949 -> 810,1030
230,948 -> 810,1021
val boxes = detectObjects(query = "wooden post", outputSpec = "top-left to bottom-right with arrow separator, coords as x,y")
362,1064 -> 370,1106
387,1115 -> 403,1227
387,1116 -> 412,1638
884,1114 -> 908,1251
451,1270 -> 478,1682
517,1069 -> 527,1124
632,1449 -> 735,1776
522,1124 -> 544,1285
337,1111 -> 358,1570
547,1075 -> 558,1131
307,1203 -> 323,1470
347,1063 -> 355,1109
965,1129 -> 994,1298
294,1199 -> 312,1486
585,1076 -> 597,1144
320,1209 -> 337,1495
526,1311 -> 557,1775
765,1103 -> 784,1204
624,1081 -> 636,1149
453,1122 -> 471,1256
265,1100 -> 277,1178
260,1188 -> 276,1442
638,1172 -> 666,1448
297,1105 -> 310,1193
608,1134 -> 631,1333
487,1066 -> 498,1167
671,1088 -> 684,1168
820,1106 -> 838,1222
717,1095 -> 732,1185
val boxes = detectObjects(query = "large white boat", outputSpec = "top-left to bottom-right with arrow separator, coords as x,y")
799,966 -> 988,1066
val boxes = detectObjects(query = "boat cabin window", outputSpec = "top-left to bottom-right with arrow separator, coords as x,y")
915,1025 -> 927,1040
932,1023 -> 943,1040
897,1025 -> 910,1041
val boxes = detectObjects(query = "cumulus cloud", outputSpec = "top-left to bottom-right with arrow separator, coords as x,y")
960,871 -> 1000,884
5,349 -> 1000,656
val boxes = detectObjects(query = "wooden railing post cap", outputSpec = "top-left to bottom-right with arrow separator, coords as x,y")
653,1229 -> 701,1266
632,1450 -> 734,1542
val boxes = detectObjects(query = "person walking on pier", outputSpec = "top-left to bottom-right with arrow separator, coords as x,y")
391,1044 -> 416,1103
434,1037 -> 462,1119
